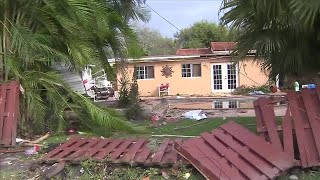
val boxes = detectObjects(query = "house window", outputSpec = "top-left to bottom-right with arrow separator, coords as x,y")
181,64 -> 201,77
136,66 -> 154,79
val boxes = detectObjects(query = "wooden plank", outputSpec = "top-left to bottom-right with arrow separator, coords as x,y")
257,97 -> 282,151
64,139 -> 100,161
254,100 -> 266,136
0,83 -> 7,141
282,108 -> 294,159
10,81 -> 19,146
220,121 -> 295,170
120,139 -> 146,164
78,139 -> 111,160
212,128 -> 279,178
151,138 -> 170,164
94,139 -> 123,160
287,91 -> 320,167
301,89 -> 320,157
201,132 -> 268,180
42,136 -> 82,160
160,139 -> 182,167
2,83 -> 13,145
134,143 -> 151,164
110,139 -> 133,161
175,139 -> 242,180
50,139 -> 89,160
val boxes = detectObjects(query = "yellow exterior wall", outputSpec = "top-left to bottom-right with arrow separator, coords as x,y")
238,58 -> 270,87
116,57 -> 269,96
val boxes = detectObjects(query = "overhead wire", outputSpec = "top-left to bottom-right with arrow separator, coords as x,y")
145,3 -> 181,32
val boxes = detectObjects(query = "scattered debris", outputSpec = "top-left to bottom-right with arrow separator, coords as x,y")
248,90 -> 265,95
183,110 -> 207,120
289,174 -> 299,180
41,161 -> 66,180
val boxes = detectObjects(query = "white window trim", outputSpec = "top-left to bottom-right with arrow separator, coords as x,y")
137,66 -> 154,80
181,63 -> 201,78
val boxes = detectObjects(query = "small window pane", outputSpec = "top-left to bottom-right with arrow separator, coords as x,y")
192,64 -> 201,77
147,66 -> 154,78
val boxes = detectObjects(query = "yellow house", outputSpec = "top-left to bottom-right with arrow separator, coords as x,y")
116,42 -> 269,97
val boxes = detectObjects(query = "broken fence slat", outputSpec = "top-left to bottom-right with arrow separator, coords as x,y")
287,91 -> 319,167
257,97 -> 283,151
0,83 -> 7,141
213,128 -> 280,178
282,108 -> 295,159
201,132 -> 268,180
220,121 -> 295,170
43,137 -> 184,167
175,121 -> 295,180
301,89 -> 320,158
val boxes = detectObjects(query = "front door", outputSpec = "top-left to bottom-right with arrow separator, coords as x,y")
212,63 -> 238,92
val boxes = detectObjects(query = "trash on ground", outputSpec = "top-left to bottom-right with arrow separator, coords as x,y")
183,110 -> 207,120
248,91 -> 265,95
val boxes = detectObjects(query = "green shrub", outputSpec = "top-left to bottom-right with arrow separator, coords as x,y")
232,85 -> 271,95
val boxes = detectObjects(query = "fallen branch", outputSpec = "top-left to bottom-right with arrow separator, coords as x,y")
31,133 -> 50,144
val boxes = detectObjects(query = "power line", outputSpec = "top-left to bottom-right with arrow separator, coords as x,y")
145,3 -> 181,32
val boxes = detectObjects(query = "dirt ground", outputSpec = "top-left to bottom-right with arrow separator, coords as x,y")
140,96 -> 287,120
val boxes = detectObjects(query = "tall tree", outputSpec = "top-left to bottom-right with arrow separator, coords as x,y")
0,0 -> 148,135
174,20 -> 231,48
134,25 -> 176,56
220,0 -> 320,79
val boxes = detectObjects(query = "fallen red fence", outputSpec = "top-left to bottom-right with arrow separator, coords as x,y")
255,88 -> 320,168
175,121 -> 296,180
41,136 -> 187,167
0,81 -> 20,147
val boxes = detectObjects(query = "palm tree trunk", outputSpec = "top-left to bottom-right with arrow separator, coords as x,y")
2,0 -> 12,82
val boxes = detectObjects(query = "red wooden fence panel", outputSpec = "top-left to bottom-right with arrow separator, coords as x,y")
0,81 -> 20,147
175,121 -> 295,180
41,136 -> 187,167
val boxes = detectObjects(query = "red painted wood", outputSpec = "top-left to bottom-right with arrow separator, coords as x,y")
94,139 -> 123,160
175,139 -> 235,180
110,139 -> 133,161
282,108 -> 294,159
42,136 -> 81,160
220,121 -> 295,170
51,139 -> 89,160
301,89 -> 320,157
0,83 -> 7,141
287,91 -> 320,167
0,81 -> 19,146
152,138 -> 170,164
160,139 -> 182,167
11,81 -> 20,146
201,132 -> 268,180
43,137 -> 185,167
134,144 -> 153,164
120,139 -> 146,164
64,139 -> 100,161
213,128 -> 279,178
257,98 -> 282,151
74,139 -> 111,161
254,100 -> 266,137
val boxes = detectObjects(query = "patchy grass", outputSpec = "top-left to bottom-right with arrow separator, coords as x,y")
149,117 -> 258,136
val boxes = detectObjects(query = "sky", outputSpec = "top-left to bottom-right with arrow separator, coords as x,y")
141,0 -> 223,38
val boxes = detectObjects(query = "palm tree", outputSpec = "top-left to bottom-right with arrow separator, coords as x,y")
220,0 -> 320,80
0,0 -> 148,135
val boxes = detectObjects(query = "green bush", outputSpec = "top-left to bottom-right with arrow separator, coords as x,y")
232,85 -> 271,95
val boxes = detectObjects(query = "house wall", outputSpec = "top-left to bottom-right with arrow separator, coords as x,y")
116,57 -> 270,97
238,58 -> 270,87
